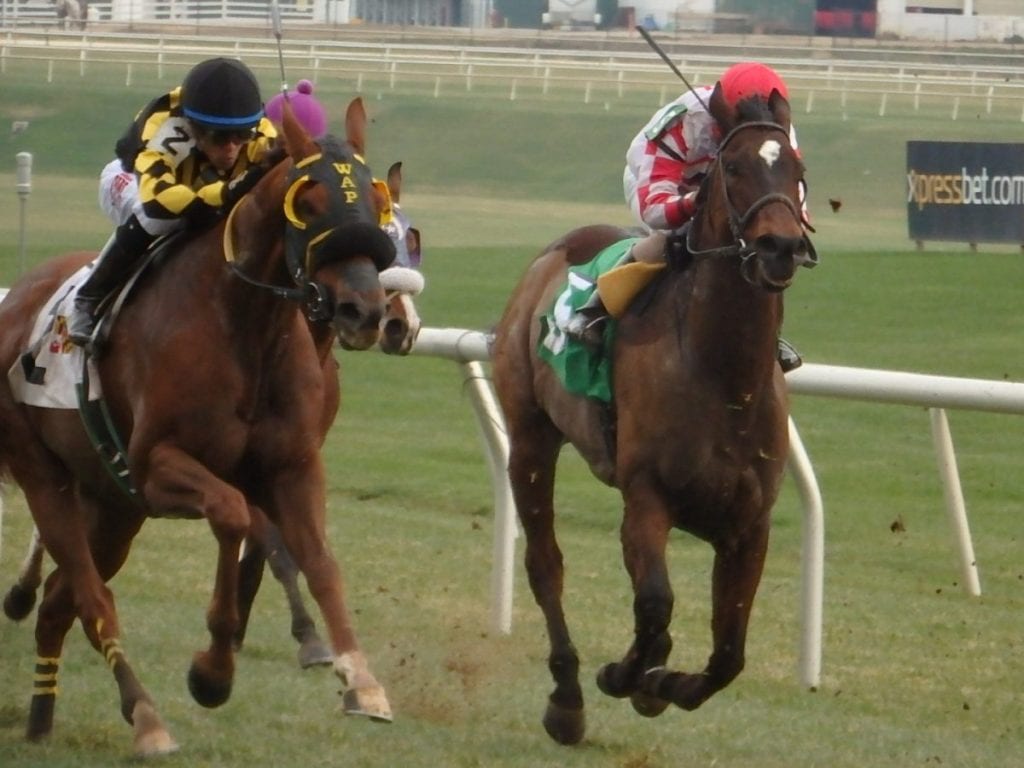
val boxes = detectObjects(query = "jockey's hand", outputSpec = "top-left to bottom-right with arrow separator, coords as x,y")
185,202 -> 224,232
680,190 -> 698,218
223,165 -> 266,208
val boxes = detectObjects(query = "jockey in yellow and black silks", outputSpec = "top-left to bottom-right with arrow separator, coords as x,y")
70,56 -> 276,348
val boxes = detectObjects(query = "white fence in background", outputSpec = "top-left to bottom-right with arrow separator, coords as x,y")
1,28 -> 1024,115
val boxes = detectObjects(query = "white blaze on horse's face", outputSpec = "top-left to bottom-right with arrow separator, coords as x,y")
758,139 -> 782,168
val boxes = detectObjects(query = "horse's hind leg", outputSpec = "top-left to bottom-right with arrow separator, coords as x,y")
236,513 -> 332,669
3,526 -> 44,620
33,566 -> 176,755
507,418 -> 585,745
644,517 -> 771,710
263,523 -> 333,668
24,482 -> 175,755
596,486 -> 674,718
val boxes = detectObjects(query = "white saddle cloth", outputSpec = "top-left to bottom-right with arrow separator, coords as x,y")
5,265 -> 102,409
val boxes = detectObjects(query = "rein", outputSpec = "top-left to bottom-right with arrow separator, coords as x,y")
685,120 -> 818,280
223,193 -> 337,322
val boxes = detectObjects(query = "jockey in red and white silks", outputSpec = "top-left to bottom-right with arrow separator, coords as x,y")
623,62 -> 804,233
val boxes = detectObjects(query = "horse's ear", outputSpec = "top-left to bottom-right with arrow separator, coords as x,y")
768,89 -> 792,132
708,82 -> 734,133
279,96 -> 318,161
345,97 -> 367,158
387,161 -> 403,203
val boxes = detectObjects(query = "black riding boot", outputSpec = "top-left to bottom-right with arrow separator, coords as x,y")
68,216 -> 155,347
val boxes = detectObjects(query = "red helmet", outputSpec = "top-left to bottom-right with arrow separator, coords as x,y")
719,62 -> 789,105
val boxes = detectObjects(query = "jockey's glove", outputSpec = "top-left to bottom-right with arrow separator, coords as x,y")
222,165 -> 266,209
185,201 -> 224,232
680,190 -> 698,218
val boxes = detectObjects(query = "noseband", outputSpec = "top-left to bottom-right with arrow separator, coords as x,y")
685,120 -> 818,282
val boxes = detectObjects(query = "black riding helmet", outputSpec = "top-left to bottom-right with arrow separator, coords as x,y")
181,57 -> 263,131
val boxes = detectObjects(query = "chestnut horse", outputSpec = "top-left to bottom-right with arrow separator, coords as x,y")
2,165 -> 425,672
0,99 -> 395,756
491,85 -> 817,744
233,165 -> 425,667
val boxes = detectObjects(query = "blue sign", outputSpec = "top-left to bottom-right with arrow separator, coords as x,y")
906,141 -> 1024,244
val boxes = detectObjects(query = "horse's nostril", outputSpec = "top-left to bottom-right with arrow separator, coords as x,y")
335,302 -> 383,332
383,318 -> 409,339
755,234 -> 783,257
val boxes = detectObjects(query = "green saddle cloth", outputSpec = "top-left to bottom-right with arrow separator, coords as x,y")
537,237 -> 638,403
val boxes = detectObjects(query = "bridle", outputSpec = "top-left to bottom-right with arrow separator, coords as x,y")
685,120 -> 818,283
226,142 -> 395,322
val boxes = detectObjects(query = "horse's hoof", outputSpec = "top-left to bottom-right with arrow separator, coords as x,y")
131,701 -> 179,757
341,686 -> 393,722
595,662 -> 632,699
630,690 -> 670,718
187,659 -> 232,709
642,667 -> 710,711
297,638 -> 334,669
3,584 -> 37,621
542,699 -> 585,745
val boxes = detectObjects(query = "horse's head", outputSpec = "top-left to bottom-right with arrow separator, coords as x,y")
381,162 -> 423,269
377,266 -> 424,355
278,97 -> 396,350
374,161 -> 424,355
690,84 -> 817,291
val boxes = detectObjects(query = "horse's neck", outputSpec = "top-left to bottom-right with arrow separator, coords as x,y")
679,260 -> 783,381
306,321 -> 336,364
229,193 -> 289,285
228,180 -> 339,364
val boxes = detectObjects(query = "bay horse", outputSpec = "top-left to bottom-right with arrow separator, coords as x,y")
491,84 -> 817,744
0,98 -> 395,756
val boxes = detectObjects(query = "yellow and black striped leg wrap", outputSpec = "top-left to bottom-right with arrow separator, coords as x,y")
27,656 -> 60,741
102,636 -> 125,669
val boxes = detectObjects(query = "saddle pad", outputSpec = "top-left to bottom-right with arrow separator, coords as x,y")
537,237 -> 638,403
6,264 -> 101,409
598,260 -> 666,319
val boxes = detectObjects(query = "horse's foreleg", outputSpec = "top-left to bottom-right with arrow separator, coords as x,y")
596,487 -> 674,718
234,533 -> 267,651
646,516 -> 770,711
272,464 -> 391,721
262,522 -> 333,668
508,433 -> 585,745
143,443 -> 250,709
3,525 -> 44,621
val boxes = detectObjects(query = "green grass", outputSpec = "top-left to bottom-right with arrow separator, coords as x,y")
1,49 -> 1023,767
